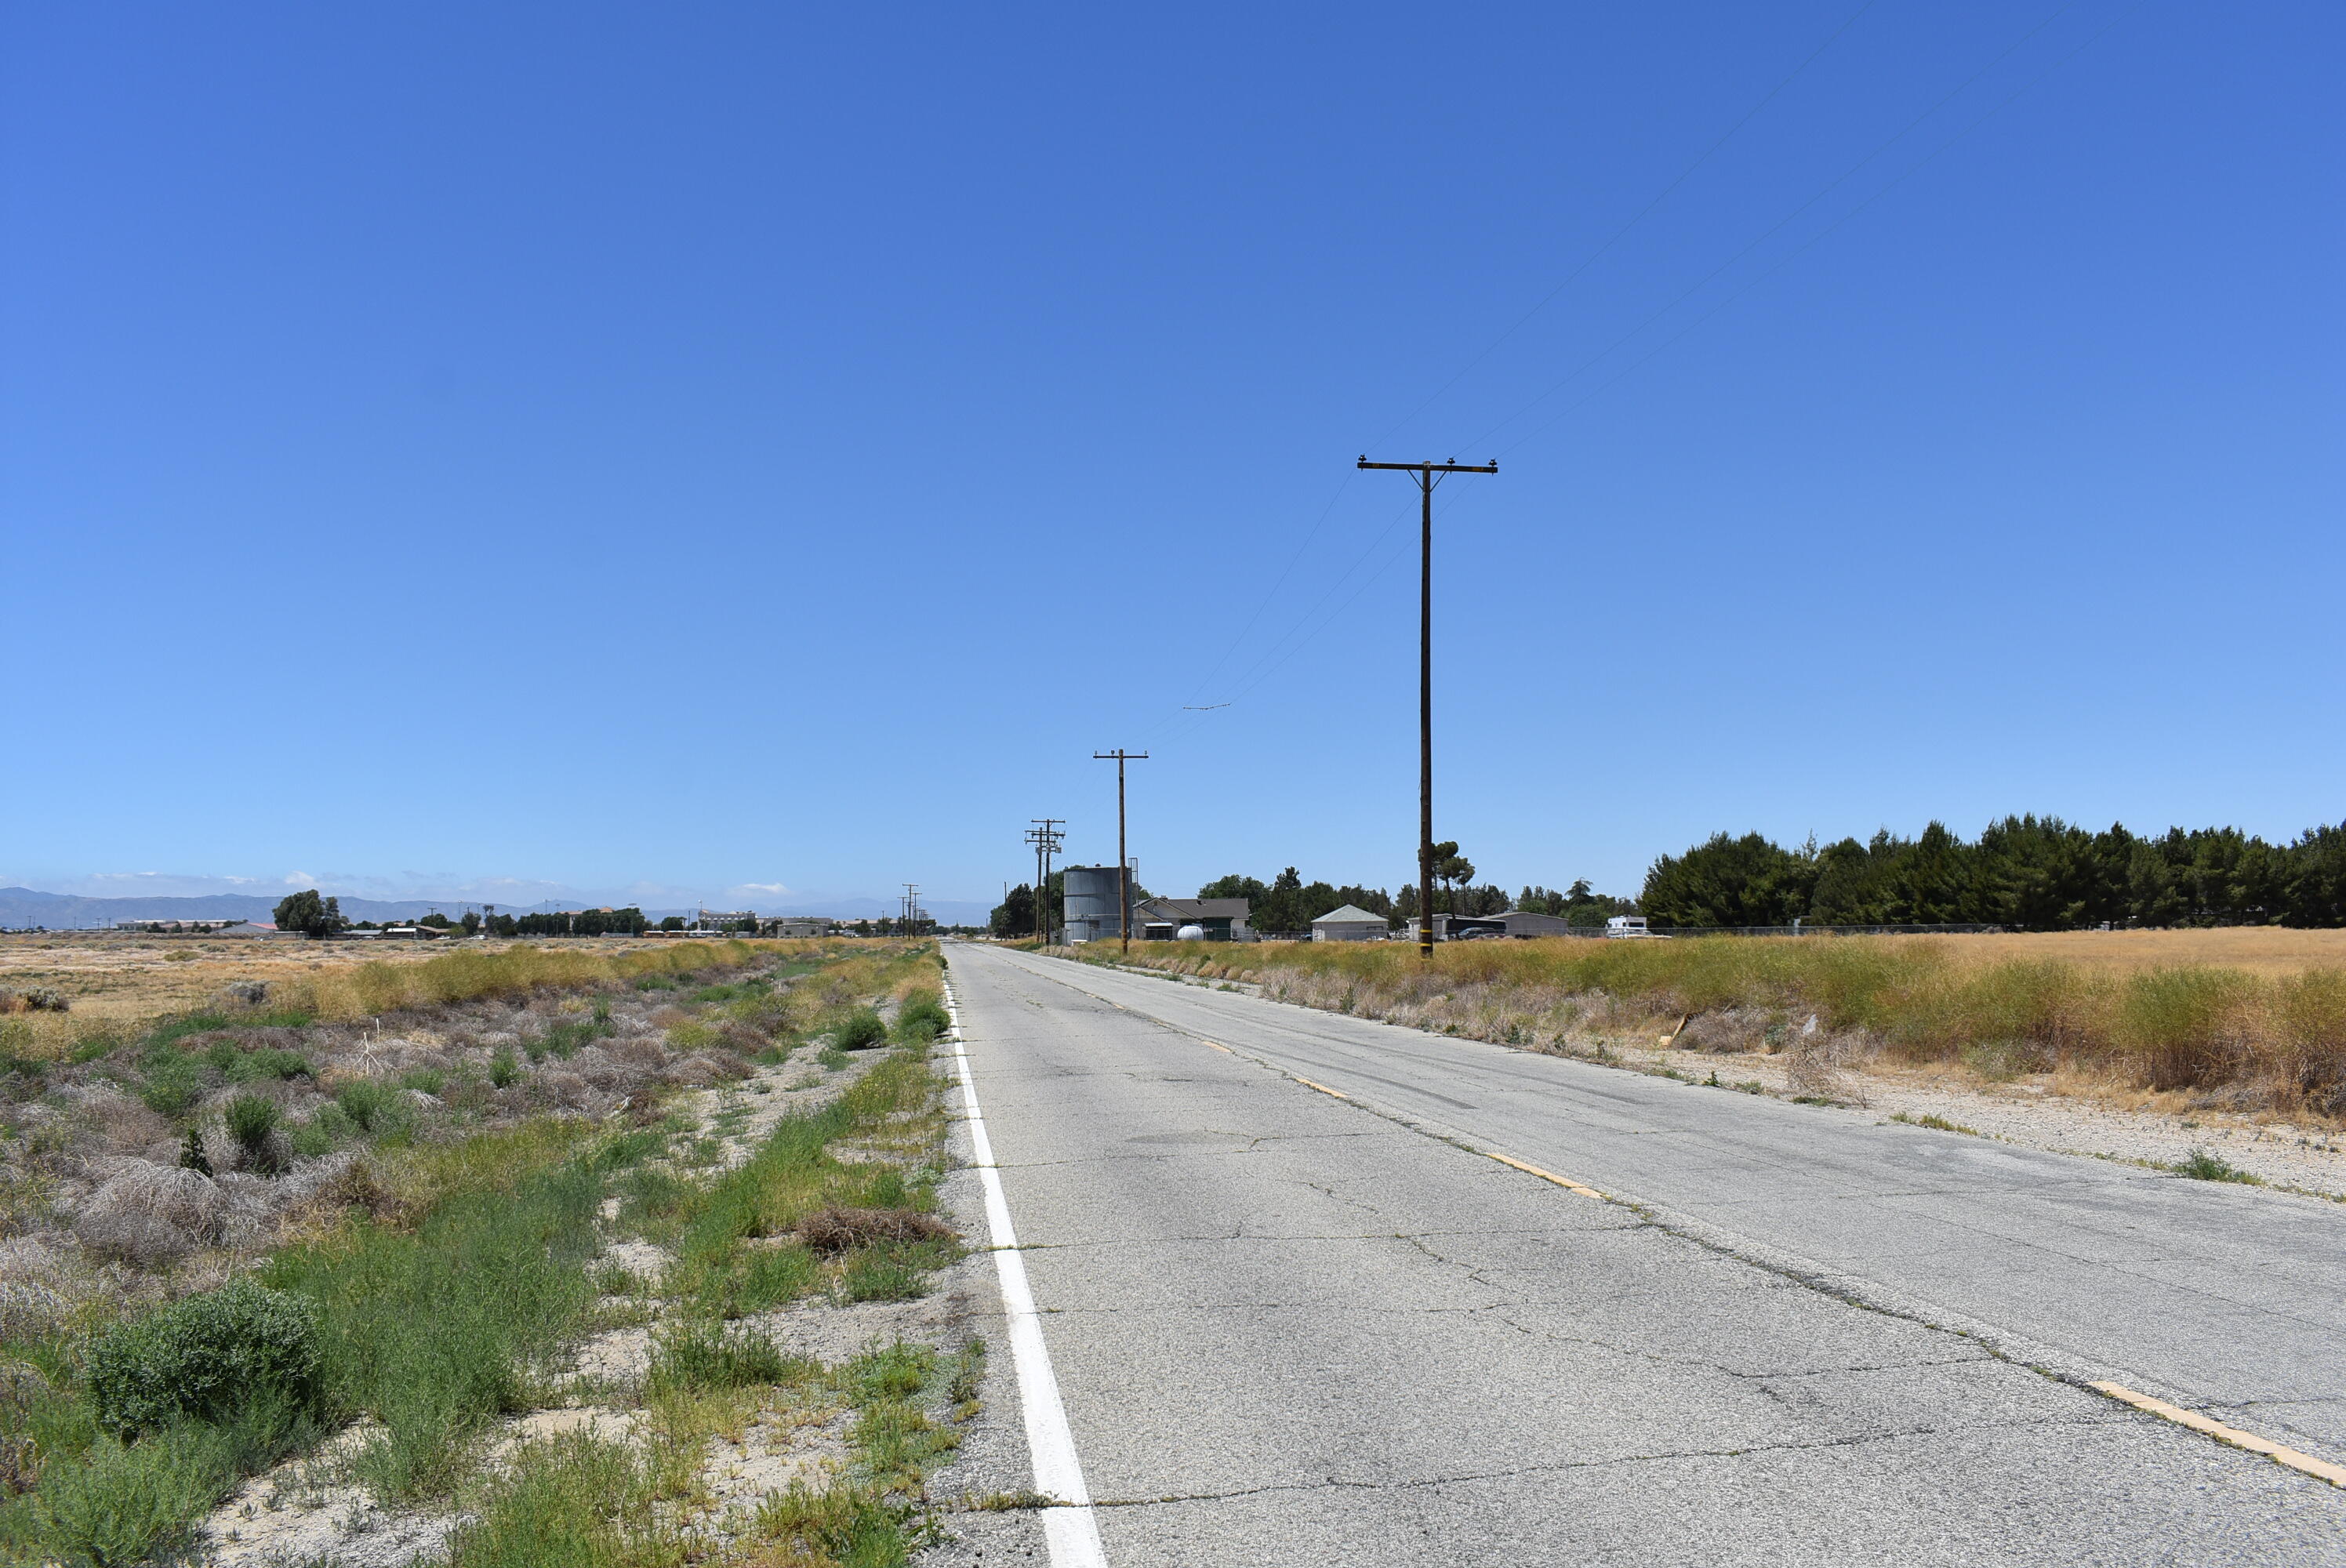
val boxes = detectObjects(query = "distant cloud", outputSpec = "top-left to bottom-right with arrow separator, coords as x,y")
732,882 -> 792,898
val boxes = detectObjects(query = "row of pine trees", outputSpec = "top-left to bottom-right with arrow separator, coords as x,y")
1640,817 -> 2346,930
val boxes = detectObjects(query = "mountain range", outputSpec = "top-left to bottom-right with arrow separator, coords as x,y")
0,887 -> 992,929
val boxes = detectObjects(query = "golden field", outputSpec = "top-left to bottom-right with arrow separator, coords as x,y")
1073,927 -> 2346,1116
0,933 -> 808,1058
0,932 -> 671,1023
1913,926 -> 2346,977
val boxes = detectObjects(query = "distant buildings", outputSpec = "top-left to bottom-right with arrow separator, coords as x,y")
1310,904 -> 1389,942
762,917 -> 832,938
1134,897 -> 1255,942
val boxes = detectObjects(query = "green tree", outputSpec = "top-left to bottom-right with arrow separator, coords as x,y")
1640,833 -> 1816,927
1197,873 -> 1269,905
990,884 -> 1036,938
1251,869 -> 1307,935
2281,822 -> 2346,927
271,889 -> 344,939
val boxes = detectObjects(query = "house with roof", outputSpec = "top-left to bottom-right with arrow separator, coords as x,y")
1311,904 -> 1390,942
1132,897 -> 1255,942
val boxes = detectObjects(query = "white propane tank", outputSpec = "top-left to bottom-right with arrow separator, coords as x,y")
1175,924 -> 1207,942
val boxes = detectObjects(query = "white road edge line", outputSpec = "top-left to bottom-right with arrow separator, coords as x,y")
940,967 -> 1109,1567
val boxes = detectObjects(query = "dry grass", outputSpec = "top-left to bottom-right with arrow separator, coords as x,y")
1075,932 -> 2346,1120
0,936 -> 891,1060
1918,927 -> 2346,978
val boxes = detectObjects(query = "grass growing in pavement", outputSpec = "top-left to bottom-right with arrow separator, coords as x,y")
2170,1147 -> 2263,1185
1890,1111 -> 1981,1135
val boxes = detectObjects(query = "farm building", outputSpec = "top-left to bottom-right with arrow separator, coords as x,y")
1311,904 -> 1389,942
1447,909 -> 1584,939
1134,897 -> 1254,942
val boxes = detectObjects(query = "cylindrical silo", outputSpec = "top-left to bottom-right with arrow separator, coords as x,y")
1060,865 -> 1127,943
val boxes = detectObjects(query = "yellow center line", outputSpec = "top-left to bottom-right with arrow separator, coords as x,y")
2090,1381 -> 2346,1487
1203,1041 -> 1233,1054
1292,1076 -> 1349,1100
1487,1150 -> 1605,1200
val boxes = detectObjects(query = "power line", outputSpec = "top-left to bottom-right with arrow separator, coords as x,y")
1158,6 -> 1885,741
1451,0 -> 2087,459
1370,0 -> 1884,450
1491,0 -> 2148,463
1024,818 -> 1064,941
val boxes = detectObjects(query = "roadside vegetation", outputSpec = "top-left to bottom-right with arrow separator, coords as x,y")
0,937 -> 972,1567
1069,935 -> 2346,1119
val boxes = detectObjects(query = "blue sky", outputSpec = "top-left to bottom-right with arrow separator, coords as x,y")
4,1 -> 2338,916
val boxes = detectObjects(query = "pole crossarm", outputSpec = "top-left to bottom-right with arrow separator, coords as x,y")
1025,818 -> 1065,942
1356,459 -> 1499,474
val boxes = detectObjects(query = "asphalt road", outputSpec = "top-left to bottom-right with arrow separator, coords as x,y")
938,942 -> 2346,1566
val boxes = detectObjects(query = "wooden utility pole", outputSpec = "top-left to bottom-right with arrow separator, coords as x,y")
1092,750 -> 1147,953
1025,818 -> 1064,940
1355,456 -> 1498,957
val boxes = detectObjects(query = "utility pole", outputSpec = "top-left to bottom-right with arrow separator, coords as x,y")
1025,818 -> 1064,941
1091,751 -> 1147,953
1356,456 -> 1498,957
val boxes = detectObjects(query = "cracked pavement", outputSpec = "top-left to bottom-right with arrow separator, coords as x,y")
928,943 -> 2346,1565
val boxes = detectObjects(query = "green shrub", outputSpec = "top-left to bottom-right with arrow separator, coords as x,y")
289,1120 -> 335,1160
591,996 -> 614,1025
87,1279 -> 322,1437
894,993 -> 950,1044
488,1050 -> 521,1090
70,1029 -> 125,1065
26,1425 -> 231,1567
539,1021 -> 602,1059
224,1094 -> 282,1172
753,1482 -> 905,1565
335,1079 -> 397,1131
441,1432 -> 640,1568
2173,1148 -> 2261,1184
841,1251 -> 932,1303
139,1060 -> 202,1116
140,1014 -> 234,1051
265,1149 -> 604,1498
647,1322 -> 807,1392
400,1067 -> 446,1098
832,1008 -> 888,1051
222,1048 -> 313,1084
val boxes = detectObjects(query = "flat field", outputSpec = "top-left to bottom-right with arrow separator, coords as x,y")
1915,926 -> 2346,977
0,932 -> 676,1024
1073,925 -> 2346,1118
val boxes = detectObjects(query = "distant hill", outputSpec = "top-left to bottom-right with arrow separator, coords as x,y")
0,887 -> 455,929
0,886 -> 993,930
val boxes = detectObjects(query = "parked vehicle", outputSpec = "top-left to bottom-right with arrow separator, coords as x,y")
1605,916 -> 1653,939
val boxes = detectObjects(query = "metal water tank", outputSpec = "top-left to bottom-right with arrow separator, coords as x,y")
1060,866 -> 1126,942
1175,924 -> 1206,942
